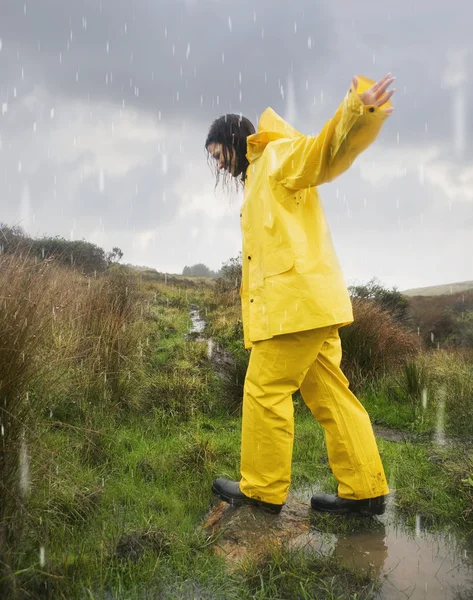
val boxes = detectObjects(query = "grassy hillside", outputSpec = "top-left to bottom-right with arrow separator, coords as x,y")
1,248 -> 472,598
403,280 -> 473,297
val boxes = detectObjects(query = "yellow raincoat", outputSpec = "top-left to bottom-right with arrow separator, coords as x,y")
240,77 -> 390,349
238,77 -> 391,505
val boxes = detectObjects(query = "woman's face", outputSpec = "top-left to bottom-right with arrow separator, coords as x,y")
207,142 -> 237,176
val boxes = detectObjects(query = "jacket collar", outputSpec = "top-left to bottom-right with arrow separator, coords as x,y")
246,107 -> 302,163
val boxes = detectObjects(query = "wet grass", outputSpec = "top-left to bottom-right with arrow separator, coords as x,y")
3,267 -> 473,598
19,409 -> 385,599
18,397 -> 472,598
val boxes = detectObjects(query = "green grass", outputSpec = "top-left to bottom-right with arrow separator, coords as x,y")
19,400 -> 472,598
21,409 -> 383,599
5,280 -> 473,599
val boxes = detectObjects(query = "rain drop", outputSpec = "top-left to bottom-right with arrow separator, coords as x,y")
99,169 -> 105,192
18,161 -> 22,173
186,43 -> 190,60
422,388 -> 428,409
2,102 -> 7,115
228,16 -> 232,32
419,165 -> 424,185
308,36 -> 312,49
39,546 -> 45,567
106,41 -> 110,53
50,108 -> 55,119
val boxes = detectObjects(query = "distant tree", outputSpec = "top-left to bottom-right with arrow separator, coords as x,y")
106,246 -> 123,266
182,263 -> 218,278
349,278 -> 409,323
0,223 -> 28,253
215,253 -> 242,293
0,222 -> 111,273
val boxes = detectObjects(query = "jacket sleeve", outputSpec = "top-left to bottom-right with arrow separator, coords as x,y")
269,84 -> 390,190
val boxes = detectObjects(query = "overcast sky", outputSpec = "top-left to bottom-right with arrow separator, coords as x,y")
0,0 -> 471,290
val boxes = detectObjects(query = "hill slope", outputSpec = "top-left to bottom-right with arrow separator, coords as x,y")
403,281 -> 473,297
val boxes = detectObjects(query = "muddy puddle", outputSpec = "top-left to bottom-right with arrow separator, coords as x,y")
295,487 -> 473,600
206,490 -> 473,599
186,304 -> 206,339
186,305 -> 237,371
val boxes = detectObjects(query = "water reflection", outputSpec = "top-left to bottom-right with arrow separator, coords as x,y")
292,491 -> 473,600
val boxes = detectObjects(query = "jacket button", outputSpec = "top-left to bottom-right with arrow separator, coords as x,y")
248,255 -> 251,260
250,298 -> 254,302
369,107 -> 375,112
240,213 -> 242,217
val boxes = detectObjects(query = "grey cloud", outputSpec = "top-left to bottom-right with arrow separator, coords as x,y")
0,0 -> 335,126
0,0 -> 472,287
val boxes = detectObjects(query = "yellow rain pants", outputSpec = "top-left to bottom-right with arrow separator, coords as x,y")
239,325 -> 389,505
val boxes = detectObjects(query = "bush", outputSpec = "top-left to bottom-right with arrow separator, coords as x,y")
340,298 -> 421,391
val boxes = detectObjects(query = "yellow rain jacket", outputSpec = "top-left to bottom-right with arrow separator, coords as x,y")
240,76 -> 391,349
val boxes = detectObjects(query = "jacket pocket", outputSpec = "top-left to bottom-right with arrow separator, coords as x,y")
263,247 -> 294,278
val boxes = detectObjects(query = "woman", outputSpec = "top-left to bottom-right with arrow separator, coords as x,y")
206,73 -> 395,515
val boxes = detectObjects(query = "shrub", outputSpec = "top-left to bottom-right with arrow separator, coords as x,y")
340,298 -> 421,391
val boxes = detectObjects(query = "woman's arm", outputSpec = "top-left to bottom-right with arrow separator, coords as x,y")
270,73 -> 395,190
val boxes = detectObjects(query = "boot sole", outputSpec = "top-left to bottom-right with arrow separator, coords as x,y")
212,484 -> 283,515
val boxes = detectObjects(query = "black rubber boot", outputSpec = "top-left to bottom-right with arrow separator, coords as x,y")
310,493 -> 386,516
212,478 -> 284,515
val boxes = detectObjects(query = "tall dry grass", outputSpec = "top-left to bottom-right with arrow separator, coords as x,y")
0,254 -> 59,595
340,297 -> 422,391
0,252 -> 145,596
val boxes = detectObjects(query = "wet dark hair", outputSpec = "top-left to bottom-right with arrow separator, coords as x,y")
205,113 -> 255,188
